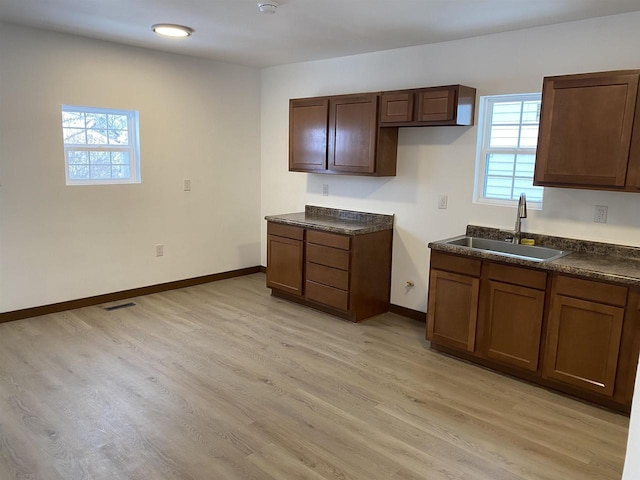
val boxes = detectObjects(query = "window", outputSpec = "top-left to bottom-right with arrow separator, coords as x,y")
61,105 -> 140,185
474,93 -> 543,207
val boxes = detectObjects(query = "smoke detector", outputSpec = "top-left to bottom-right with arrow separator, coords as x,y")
257,1 -> 279,14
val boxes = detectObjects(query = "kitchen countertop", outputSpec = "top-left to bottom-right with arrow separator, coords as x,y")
265,205 -> 394,236
429,225 -> 640,287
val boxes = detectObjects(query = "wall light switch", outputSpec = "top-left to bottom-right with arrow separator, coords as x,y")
322,184 -> 329,196
438,194 -> 448,209
183,179 -> 191,191
155,244 -> 164,257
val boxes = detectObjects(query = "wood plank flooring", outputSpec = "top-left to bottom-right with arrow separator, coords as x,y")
0,273 -> 630,479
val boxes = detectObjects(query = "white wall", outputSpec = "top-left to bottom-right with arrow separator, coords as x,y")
260,12 -> 640,313
0,23 -> 262,312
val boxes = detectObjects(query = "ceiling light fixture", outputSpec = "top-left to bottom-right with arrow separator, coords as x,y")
257,1 -> 279,14
152,24 -> 194,38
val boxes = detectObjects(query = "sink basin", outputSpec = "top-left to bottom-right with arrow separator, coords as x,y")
442,236 -> 569,262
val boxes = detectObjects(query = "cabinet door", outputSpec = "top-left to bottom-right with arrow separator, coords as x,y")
380,92 -> 413,124
543,295 -> 624,396
427,269 -> 479,352
328,94 -> 378,174
416,87 -> 455,123
289,98 -> 328,172
534,71 -> 639,188
483,281 -> 545,371
266,234 -> 304,296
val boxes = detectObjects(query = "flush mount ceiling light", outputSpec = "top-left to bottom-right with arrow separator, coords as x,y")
257,1 -> 279,14
152,24 -> 194,38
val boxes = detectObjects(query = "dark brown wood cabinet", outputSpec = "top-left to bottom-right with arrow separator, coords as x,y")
379,85 -> 476,127
479,263 -> 547,372
543,275 -> 627,397
289,98 -> 329,172
289,93 -> 398,176
267,222 -> 392,322
328,94 -> 396,175
534,70 -> 640,191
427,252 -> 481,352
289,84 -> 476,176
266,223 -> 304,296
427,251 -> 639,412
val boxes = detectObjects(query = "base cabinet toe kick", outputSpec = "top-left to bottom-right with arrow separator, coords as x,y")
427,250 -> 640,413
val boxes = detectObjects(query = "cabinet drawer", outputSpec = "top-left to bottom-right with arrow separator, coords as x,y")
555,275 -> 628,307
306,243 -> 350,270
307,230 -> 350,250
306,281 -> 349,311
430,251 -> 481,277
306,262 -> 349,290
487,262 -> 547,290
267,222 -> 304,241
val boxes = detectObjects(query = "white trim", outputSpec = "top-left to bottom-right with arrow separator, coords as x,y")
61,105 -> 141,186
473,93 -> 543,208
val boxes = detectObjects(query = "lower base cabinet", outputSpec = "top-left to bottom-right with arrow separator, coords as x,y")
267,222 -> 392,322
427,255 -> 480,352
427,250 -> 639,412
478,262 -> 547,372
543,276 -> 626,397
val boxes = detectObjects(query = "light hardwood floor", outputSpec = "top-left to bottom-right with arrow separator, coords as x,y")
0,273 -> 630,479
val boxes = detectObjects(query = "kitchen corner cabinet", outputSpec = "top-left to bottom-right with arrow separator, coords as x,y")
266,222 -> 392,322
380,85 -> 476,127
534,69 -> 640,191
289,94 -> 398,176
427,253 -> 480,352
427,250 -> 640,412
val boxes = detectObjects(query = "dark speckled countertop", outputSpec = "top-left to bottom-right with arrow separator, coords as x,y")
265,205 -> 394,236
429,225 -> 640,287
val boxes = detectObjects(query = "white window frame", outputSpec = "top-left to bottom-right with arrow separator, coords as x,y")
473,93 -> 543,209
62,105 -> 141,185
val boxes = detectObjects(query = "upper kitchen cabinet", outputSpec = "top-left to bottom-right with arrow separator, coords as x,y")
289,93 -> 398,176
534,69 -> 640,191
379,85 -> 476,127
289,83 -> 476,176
328,94 -> 397,175
289,97 -> 329,172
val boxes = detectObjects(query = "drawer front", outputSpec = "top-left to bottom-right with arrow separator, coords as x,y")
306,262 -> 349,290
487,262 -> 547,290
306,281 -> 349,311
306,243 -> 350,270
267,222 -> 304,241
307,230 -> 350,250
555,275 -> 628,307
430,251 -> 481,277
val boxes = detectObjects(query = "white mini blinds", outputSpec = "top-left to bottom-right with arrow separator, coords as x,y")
61,105 -> 140,185
474,93 -> 543,206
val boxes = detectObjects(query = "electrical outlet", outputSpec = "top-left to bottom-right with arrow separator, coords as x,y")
438,194 -> 448,209
183,179 -> 191,191
594,205 -> 608,224
322,184 -> 329,196
155,244 -> 164,257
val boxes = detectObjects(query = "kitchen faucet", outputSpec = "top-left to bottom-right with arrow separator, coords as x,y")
514,192 -> 527,244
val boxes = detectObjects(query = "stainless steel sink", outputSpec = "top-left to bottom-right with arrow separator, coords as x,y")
442,235 -> 569,262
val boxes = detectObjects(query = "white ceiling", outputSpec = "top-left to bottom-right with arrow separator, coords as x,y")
1,0 -> 640,68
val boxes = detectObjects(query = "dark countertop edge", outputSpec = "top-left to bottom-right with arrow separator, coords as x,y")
265,215 -> 393,236
428,242 -> 640,288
